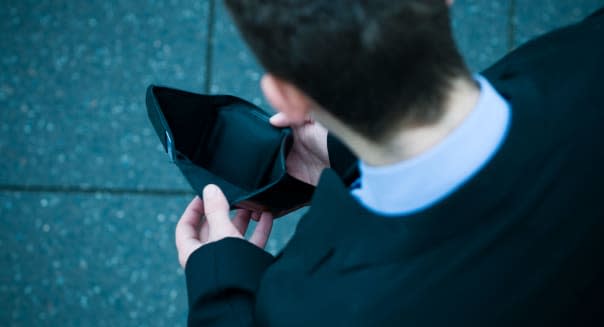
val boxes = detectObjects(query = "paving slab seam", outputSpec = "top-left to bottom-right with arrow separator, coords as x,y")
0,184 -> 194,197
204,0 -> 217,93
507,0 -> 517,50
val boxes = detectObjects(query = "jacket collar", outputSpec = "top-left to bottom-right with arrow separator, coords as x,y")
292,72 -> 545,272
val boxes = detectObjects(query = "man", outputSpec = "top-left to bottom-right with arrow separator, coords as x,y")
175,1 -> 604,325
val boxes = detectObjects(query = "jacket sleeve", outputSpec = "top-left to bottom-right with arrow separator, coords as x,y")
185,237 -> 274,327
327,133 -> 360,187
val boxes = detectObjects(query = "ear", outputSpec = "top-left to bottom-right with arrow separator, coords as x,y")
261,74 -> 313,125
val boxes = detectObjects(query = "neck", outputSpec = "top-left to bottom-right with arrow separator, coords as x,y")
317,76 -> 481,166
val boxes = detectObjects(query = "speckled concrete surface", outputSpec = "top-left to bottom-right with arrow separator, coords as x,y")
451,0 -> 511,72
0,0 -> 208,190
210,1 -> 267,110
1,1 -> 602,326
0,191 -> 299,326
0,192 -> 191,326
513,0 -> 604,47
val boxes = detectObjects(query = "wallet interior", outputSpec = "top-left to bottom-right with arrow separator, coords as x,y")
193,104 -> 282,191
149,86 -> 287,194
146,85 -> 315,216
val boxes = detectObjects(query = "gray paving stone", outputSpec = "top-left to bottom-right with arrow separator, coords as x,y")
451,0 -> 512,72
0,192 -> 191,326
513,0 -> 604,47
0,191 -> 302,327
0,1 -> 209,190
210,1 -> 270,111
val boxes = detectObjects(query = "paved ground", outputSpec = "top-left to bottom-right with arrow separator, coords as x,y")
1,0 -> 602,326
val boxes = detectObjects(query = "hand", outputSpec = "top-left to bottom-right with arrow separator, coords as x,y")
270,112 -> 329,186
175,184 -> 274,269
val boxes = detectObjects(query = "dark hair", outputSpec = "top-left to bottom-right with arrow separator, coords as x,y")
224,0 -> 470,141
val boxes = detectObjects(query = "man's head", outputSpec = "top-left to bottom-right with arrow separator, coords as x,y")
224,0 -> 469,142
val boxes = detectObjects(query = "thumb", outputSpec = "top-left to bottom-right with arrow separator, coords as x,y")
269,112 -> 292,127
202,184 -> 230,228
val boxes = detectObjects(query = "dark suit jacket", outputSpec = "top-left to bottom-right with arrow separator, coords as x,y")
185,8 -> 604,326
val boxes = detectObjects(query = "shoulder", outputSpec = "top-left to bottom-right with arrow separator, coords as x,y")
482,10 -> 604,148
485,9 -> 604,82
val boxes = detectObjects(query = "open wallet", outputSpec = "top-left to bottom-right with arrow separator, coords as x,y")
145,85 -> 316,217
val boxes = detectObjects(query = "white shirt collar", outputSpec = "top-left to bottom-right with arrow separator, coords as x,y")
351,75 -> 511,216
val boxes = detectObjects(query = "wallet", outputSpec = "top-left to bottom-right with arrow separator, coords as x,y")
145,85 -> 315,217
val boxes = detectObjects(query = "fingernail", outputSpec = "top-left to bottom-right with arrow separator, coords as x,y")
204,184 -> 218,197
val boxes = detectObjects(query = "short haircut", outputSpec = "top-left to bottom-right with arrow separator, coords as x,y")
224,0 -> 470,141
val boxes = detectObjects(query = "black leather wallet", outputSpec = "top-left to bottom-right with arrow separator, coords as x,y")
145,85 -> 315,217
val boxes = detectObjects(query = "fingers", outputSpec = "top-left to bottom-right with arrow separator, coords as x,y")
175,196 -> 203,246
232,209 -> 251,235
270,112 -> 314,127
175,196 -> 204,268
177,185 -> 272,266
199,216 -> 209,242
250,211 -> 274,249
251,211 -> 261,221
269,112 -> 292,127
202,184 -> 231,229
